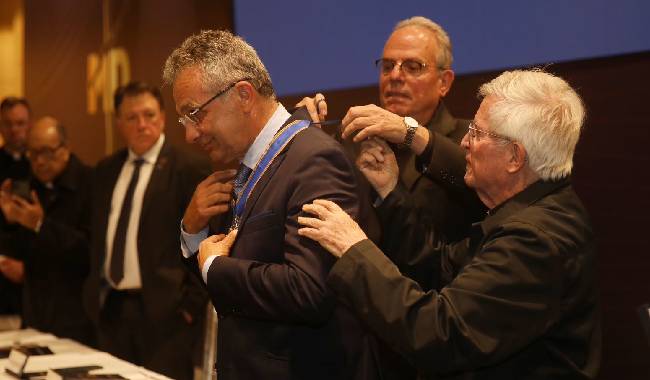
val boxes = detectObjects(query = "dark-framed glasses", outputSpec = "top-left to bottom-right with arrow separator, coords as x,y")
375,58 -> 428,76
26,144 -> 64,160
468,121 -> 512,143
178,78 -> 251,127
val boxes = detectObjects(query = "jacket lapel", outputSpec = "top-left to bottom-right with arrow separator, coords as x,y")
235,107 -> 310,228
140,140 -> 172,225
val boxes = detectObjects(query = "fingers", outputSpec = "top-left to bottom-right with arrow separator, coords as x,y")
203,169 -> 237,185
312,199 -> 340,212
315,93 -> 327,120
296,93 -> 327,122
206,234 -> 226,243
30,190 -> 41,206
221,229 -> 238,250
301,202 -> 329,218
359,140 -> 385,163
0,179 -> 11,194
297,216 -> 323,229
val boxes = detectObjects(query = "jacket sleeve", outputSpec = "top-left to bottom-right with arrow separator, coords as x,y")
205,141 -> 360,325
327,221 -> 565,376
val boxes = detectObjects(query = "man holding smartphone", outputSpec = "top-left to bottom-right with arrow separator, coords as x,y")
0,116 -> 94,344
0,96 -> 32,316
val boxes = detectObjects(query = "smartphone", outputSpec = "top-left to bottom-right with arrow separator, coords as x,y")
11,179 -> 32,201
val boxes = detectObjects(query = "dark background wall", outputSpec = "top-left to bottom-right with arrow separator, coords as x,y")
22,1 -> 650,378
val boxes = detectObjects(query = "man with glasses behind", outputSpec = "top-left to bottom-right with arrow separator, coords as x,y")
82,81 -> 208,380
298,17 -> 486,378
0,116 -> 94,343
300,16 -> 485,289
298,69 -> 601,379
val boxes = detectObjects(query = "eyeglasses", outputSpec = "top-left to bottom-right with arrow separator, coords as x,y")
178,78 -> 251,127
26,144 -> 64,160
468,121 -> 512,143
375,58 -> 429,77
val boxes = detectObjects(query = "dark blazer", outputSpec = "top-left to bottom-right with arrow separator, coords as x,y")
0,147 -> 30,315
185,109 -> 381,380
83,140 -> 208,326
6,155 -> 93,344
329,179 -> 601,379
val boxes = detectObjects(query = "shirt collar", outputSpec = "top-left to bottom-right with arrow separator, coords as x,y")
242,103 -> 290,170
127,134 -> 165,164
480,177 -> 572,234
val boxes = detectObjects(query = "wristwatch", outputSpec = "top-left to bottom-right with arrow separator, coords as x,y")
400,116 -> 419,149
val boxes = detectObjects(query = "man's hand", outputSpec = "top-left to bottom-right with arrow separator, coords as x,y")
198,229 -> 238,269
341,104 -> 406,143
0,180 -> 44,231
0,256 -> 25,284
356,138 -> 399,199
298,199 -> 367,258
183,170 -> 236,234
295,93 -> 327,123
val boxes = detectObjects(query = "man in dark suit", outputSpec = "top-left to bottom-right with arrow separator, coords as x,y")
0,96 -> 32,317
82,81 -> 208,380
0,117 -> 93,344
163,30 -> 380,379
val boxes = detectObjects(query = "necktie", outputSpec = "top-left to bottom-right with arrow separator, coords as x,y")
110,158 -> 144,285
232,164 -> 252,201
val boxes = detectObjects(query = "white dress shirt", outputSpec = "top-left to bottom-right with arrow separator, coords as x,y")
180,103 -> 291,283
105,134 -> 165,289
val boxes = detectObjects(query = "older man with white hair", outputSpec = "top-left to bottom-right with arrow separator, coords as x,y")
295,69 -> 601,379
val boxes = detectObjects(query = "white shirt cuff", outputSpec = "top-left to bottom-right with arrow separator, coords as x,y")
201,256 -> 218,284
180,220 -> 209,258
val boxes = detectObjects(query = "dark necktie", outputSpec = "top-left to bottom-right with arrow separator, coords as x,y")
232,163 -> 252,201
110,158 -> 144,285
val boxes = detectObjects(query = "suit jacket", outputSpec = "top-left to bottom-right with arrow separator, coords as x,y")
0,147 -> 30,315
329,178 -> 601,379
185,109 -> 381,380
83,140 -> 208,326
9,155 -> 94,343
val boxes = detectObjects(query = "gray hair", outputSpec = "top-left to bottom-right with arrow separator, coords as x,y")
162,30 -> 275,98
479,69 -> 586,181
394,16 -> 453,70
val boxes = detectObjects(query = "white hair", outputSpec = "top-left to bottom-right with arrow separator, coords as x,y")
394,16 -> 453,69
162,30 -> 275,98
479,69 -> 586,181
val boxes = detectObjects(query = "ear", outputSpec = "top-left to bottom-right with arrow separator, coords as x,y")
235,81 -> 255,113
438,69 -> 455,98
159,110 -> 166,131
60,146 -> 71,163
506,142 -> 528,173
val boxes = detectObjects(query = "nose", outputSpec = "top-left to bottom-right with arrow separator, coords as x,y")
461,132 -> 470,149
184,123 -> 200,144
388,63 -> 404,80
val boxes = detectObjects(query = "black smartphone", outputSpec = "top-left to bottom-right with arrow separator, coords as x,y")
11,179 -> 32,201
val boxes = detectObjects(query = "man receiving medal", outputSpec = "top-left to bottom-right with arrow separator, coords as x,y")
164,30 -> 380,380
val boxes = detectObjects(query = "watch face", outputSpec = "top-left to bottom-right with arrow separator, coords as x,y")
404,117 -> 418,128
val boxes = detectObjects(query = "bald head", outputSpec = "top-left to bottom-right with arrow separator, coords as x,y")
27,116 -> 70,183
30,116 -> 66,145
